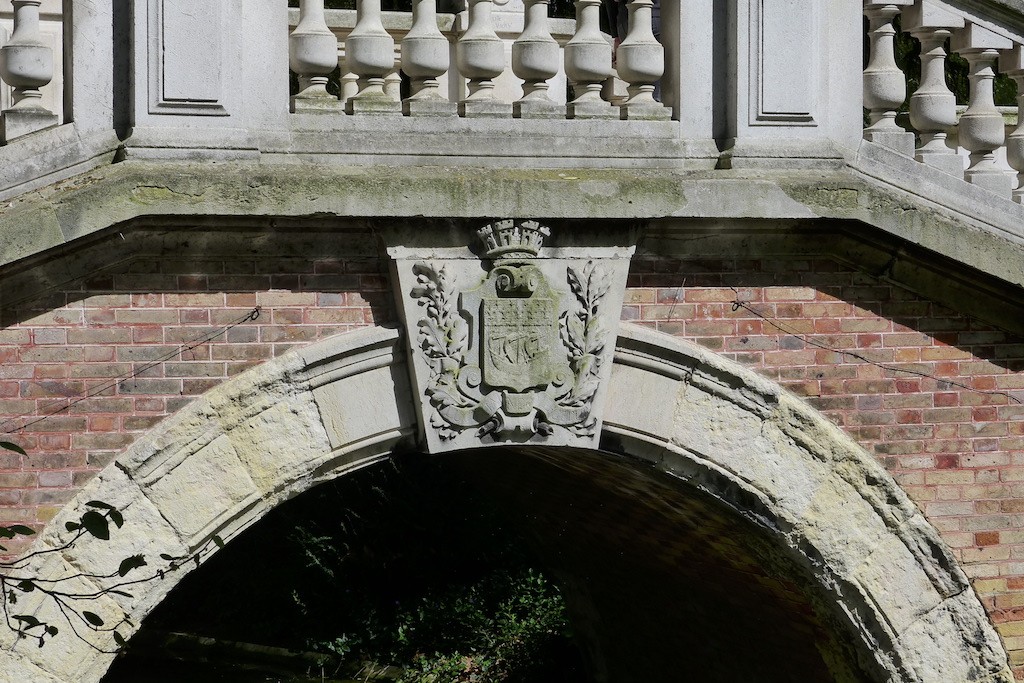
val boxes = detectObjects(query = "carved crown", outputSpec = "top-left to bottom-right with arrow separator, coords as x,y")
478,220 -> 550,261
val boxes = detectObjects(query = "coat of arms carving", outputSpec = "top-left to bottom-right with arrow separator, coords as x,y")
390,220 -> 633,452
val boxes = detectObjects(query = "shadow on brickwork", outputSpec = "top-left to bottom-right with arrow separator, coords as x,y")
0,222 -> 395,329
628,226 -> 1024,374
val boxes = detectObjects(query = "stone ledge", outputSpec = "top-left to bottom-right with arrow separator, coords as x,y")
0,157 -> 1022,301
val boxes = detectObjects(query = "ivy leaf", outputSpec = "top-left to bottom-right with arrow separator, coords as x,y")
13,615 -> 40,628
65,521 -> 81,533
45,626 -> 58,636
80,511 -> 110,540
113,631 -> 126,648
82,611 -> 104,627
7,525 -> 34,537
108,509 -> 124,529
16,580 -> 34,593
213,535 -> 225,549
117,555 -> 147,577
86,500 -> 115,511
0,441 -> 26,456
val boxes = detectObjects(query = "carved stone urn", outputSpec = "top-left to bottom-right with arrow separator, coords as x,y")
456,0 -> 507,112
512,0 -> 560,115
402,0 -> 451,105
289,0 -> 340,105
0,0 -> 52,110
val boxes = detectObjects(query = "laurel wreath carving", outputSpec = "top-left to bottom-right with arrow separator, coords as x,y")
557,261 -> 609,435
410,263 -> 471,440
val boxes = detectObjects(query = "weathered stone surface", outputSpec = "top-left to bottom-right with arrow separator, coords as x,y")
53,466 -> 188,619
896,590 -> 1016,683
7,554 -> 122,682
144,433 -> 259,541
0,110 -> 59,144
1,156 -> 1023,295
854,531 -> 944,636
312,366 -> 409,451
603,363 -> 680,438
797,478 -> 889,578
226,392 -> 333,495
0,651 -> 64,683
116,398 -> 221,484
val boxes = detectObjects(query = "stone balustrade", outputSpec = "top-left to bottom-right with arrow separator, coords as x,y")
288,0 -> 671,120
3,1 -> 1024,205
863,0 -> 1024,202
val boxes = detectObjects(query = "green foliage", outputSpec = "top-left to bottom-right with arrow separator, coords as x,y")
327,567 -> 569,683
891,23 -> 1018,110
128,457 -> 586,681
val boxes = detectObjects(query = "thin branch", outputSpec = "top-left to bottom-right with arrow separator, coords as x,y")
0,307 -> 262,435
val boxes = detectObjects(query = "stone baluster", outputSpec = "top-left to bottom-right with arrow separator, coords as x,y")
289,0 -> 341,113
455,0 -> 510,117
385,68 -> 403,100
0,0 -> 58,143
345,0 -> 401,114
402,0 -> 456,116
512,0 -> 562,118
339,69 -> 360,107
564,0 -> 614,118
616,0 -> 669,120
1000,46 -> 1024,203
903,3 -> 964,177
952,24 -> 1013,196
863,1 -> 914,156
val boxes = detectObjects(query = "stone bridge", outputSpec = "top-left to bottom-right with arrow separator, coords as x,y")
1,0 -> 1024,680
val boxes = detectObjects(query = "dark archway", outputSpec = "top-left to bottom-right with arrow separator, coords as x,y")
103,446 -> 871,682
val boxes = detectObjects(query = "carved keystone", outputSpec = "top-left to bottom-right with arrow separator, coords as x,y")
388,220 -> 634,453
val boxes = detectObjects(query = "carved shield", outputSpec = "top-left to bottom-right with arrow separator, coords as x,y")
481,296 -> 559,392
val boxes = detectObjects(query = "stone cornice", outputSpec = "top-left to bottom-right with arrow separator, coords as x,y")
0,153 -> 1021,300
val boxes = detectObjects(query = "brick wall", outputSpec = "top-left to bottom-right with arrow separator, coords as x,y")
0,229 -> 392,555
625,254 -> 1024,676
1,233 -> 1024,674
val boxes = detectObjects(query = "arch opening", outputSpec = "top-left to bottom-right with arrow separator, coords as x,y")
101,446 -> 872,683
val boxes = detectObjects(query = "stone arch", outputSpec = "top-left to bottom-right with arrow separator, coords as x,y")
1,324 -> 1011,683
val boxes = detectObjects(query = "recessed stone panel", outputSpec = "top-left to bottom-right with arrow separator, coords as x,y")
312,366 -> 409,452
751,0 -> 817,124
